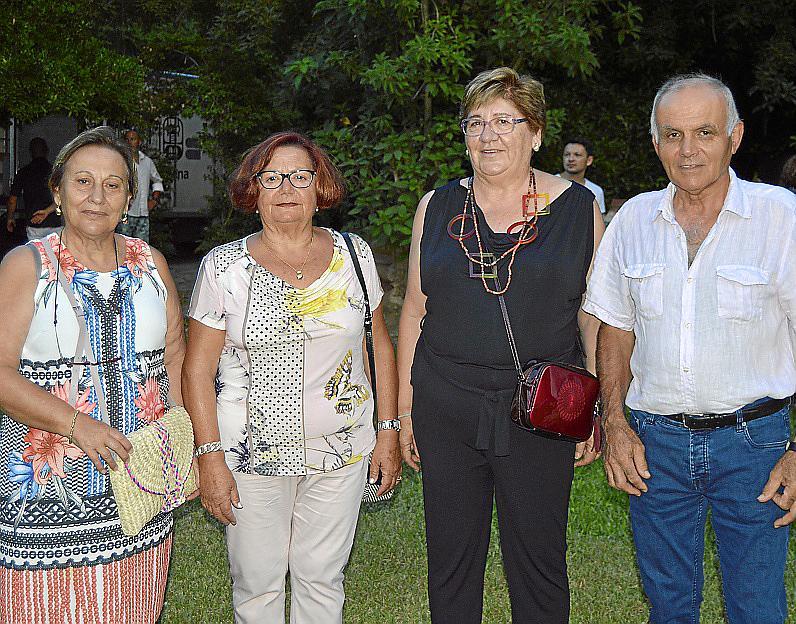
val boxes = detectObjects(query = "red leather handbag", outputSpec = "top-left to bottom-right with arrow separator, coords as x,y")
510,361 -> 601,444
498,294 -> 602,447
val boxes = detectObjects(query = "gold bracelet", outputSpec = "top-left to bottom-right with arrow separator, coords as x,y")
67,410 -> 79,444
397,411 -> 412,419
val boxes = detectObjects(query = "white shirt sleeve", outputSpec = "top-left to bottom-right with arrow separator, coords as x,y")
776,210 -> 796,324
582,213 -> 636,331
350,233 -> 384,310
188,251 -> 226,330
149,161 -> 164,194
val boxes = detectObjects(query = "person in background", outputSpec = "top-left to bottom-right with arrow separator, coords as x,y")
779,154 -> 796,194
397,67 -> 603,624
182,131 -> 401,623
584,73 -> 796,624
559,137 -> 606,215
6,137 -> 60,240
117,129 -> 163,243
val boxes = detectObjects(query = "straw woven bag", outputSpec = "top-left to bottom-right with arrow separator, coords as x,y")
109,406 -> 198,536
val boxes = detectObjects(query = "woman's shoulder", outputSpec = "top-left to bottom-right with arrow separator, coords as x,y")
328,228 -> 374,259
203,237 -> 249,274
432,178 -> 467,199
538,173 -> 594,215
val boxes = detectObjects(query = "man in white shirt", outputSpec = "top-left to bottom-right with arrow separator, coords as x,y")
559,137 -> 606,214
118,129 -> 163,242
583,74 -> 796,624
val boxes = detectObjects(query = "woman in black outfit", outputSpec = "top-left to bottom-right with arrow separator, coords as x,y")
397,67 -> 605,623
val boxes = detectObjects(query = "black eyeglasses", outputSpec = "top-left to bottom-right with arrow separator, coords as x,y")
254,169 -> 317,189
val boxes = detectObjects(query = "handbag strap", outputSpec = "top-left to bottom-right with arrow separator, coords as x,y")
40,240 -> 111,425
341,232 -> 378,421
492,269 -> 523,380
497,293 -> 524,381
125,420 -> 190,504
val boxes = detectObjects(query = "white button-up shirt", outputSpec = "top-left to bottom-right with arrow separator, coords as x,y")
583,169 -> 796,414
128,151 -> 164,218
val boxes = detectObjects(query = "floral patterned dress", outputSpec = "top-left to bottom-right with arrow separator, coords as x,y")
0,233 -> 174,624
188,229 -> 383,477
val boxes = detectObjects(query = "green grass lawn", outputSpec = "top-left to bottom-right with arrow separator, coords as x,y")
161,460 -> 796,623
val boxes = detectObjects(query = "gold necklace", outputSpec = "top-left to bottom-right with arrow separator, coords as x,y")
263,230 -> 315,280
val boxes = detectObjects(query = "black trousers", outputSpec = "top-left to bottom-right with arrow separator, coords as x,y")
412,341 -> 575,624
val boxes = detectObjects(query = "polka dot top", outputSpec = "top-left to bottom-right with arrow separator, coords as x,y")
188,229 -> 384,476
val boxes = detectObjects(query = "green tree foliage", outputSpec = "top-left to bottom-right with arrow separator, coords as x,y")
0,0 -> 145,124
6,0 -> 795,249
277,0 -> 643,248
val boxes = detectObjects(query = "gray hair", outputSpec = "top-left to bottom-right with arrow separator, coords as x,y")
650,73 -> 740,143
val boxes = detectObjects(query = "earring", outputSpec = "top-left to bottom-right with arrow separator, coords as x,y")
314,207 -> 319,213
55,204 -> 62,216
465,148 -> 470,156
122,211 -> 128,223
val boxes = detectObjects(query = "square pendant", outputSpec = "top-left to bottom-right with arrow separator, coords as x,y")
523,193 -> 551,217
469,253 -> 497,279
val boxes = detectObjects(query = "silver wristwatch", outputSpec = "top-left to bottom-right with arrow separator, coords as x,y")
376,419 -> 401,432
195,440 -> 224,457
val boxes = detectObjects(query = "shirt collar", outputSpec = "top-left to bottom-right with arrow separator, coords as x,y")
654,167 -> 750,223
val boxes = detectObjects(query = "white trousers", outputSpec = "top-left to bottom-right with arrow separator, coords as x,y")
226,460 -> 367,624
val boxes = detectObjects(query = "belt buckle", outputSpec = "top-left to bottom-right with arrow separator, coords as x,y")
682,413 -> 708,430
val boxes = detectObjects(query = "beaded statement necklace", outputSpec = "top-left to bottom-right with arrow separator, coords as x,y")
446,171 -> 539,295
53,231 -> 123,365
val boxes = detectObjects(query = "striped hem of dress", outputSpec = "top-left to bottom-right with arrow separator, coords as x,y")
0,535 -> 172,624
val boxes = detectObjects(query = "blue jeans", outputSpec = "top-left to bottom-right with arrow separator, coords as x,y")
628,403 -> 791,624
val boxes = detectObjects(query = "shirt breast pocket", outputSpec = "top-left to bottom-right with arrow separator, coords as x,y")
716,265 -> 769,322
623,263 -> 665,319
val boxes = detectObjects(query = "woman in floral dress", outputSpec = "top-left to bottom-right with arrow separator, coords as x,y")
0,127 -> 186,623
182,131 -> 401,623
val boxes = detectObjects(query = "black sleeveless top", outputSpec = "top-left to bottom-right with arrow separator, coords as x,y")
420,179 -> 594,370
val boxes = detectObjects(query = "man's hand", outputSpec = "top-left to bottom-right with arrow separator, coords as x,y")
30,205 -> 55,225
602,416 -> 650,496
147,198 -> 158,212
758,449 -> 796,527
6,219 -> 14,233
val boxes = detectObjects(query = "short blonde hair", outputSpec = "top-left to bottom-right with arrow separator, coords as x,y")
460,67 -> 546,135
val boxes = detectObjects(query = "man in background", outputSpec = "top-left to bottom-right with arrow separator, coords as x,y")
6,137 -> 60,240
118,129 -> 163,242
560,137 -> 606,214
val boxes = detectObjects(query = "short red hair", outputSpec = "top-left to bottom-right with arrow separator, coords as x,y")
228,132 -> 345,213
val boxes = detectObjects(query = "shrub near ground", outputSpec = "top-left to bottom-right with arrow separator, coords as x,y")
162,454 -> 796,623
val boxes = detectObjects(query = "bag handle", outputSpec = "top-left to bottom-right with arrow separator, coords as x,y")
124,420 -> 190,509
341,232 -> 377,423
41,241 -> 111,425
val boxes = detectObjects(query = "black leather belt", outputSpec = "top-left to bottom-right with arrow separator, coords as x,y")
661,397 -> 791,430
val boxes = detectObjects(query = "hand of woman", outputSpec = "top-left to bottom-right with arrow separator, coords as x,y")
72,412 -> 132,474
574,432 -> 601,467
399,415 -> 421,471
186,457 -> 201,501
369,430 -> 401,496
197,453 -> 240,525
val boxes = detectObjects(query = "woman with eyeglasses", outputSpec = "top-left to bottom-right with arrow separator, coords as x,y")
396,67 -> 605,623
182,131 -> 400,622
0,127 -> 186,623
